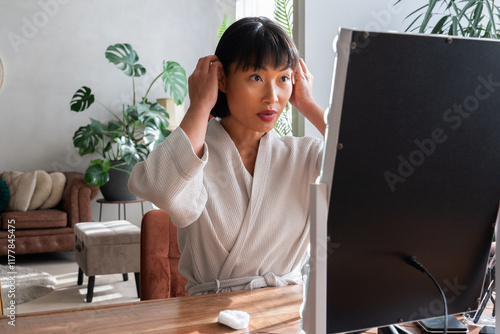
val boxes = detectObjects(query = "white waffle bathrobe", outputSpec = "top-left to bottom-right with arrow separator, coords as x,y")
129,119 -> 323,294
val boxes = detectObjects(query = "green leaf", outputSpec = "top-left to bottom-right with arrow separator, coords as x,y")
89,118 -> 109,136
144,122 -> 171,149
274,116 -> 292,137
420,0 -> 438,33
115,136 -> 149,166
401,0 -> 500,39
431,15 -> 450,33
450,1 -> 469,26
274,104 -> 293,137
161,61 -> 188,105
482,21 -> 492,37
451,16 -> 459,35
274,0 -> 293,37
404,3 -> 428,21
105,43 -> 146,77
105,120 -> 124,134
484,1 -> 498,38
70,86 -> 95,112
137,101 -> 169,128
73,124 -> 101,156
459,0 -> 481,20
103,141 -> 112,154
454,0 -> 480,37
155,127 -> 171,149
218,13 -> 235,37
406,13 -> 425,32
470,1 -> 484,35
85,159 -> 111,186
125,104 -> 139,122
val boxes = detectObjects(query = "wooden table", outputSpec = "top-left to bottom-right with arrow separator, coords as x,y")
0,285 -> 485,334
0,285 -> 303,334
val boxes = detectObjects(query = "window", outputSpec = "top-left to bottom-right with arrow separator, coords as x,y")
235,0 -> 275,19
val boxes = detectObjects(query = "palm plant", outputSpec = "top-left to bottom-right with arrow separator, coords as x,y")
274,0 -> 293,37
218,14 -> 235,37
70,43 -> 188,187
398,0 -> 500,38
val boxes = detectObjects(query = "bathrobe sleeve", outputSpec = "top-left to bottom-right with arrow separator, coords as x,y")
128,127 -> 208,228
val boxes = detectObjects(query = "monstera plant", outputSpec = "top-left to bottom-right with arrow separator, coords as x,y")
70,43 -> 188,190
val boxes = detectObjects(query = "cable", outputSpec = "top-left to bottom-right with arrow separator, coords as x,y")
407,255 -> 448,334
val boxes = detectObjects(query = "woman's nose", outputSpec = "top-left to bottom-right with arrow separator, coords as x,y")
263,83 -> 279,104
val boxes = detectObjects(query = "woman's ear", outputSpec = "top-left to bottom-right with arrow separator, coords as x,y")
218,68 -> 227,93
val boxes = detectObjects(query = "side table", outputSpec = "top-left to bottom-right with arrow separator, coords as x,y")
97,198 -> 145,221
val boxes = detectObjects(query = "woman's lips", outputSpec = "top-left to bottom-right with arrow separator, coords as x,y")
257,110 -> 277,122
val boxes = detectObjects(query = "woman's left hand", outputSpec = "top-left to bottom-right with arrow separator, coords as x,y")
290,58 -> 326,136
289,58 -> 315,112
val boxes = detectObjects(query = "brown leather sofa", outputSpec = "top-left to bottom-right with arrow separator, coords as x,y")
0,172 -> 99,256
140,210 -> 188,300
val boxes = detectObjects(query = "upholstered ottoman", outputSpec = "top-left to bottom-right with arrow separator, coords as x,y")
74,220 -> 140,302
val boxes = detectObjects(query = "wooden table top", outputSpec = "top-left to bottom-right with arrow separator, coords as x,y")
0,284 -> 485,334
0,285 -> 303,334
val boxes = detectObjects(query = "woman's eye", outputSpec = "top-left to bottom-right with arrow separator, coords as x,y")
250,75 -> 262,82
280,75 -> 291,83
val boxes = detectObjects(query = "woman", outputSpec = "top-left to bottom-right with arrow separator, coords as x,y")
129,16 -> 325,295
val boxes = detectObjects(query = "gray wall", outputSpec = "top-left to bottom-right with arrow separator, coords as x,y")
303,0 -> 426,137
0,0 -> 235,225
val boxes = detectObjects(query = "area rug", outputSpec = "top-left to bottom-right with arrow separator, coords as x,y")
0,265 -> 57,304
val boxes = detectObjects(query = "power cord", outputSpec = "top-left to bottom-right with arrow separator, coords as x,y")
407,255 -> 448,334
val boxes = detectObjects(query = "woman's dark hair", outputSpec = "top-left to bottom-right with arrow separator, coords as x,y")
211,16 -> 299,118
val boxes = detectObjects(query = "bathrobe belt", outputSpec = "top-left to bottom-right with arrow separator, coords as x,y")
188,271 -> 304,295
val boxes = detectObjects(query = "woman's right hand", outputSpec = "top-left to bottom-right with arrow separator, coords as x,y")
188,55 -> 222,113
180,55 -> 222,158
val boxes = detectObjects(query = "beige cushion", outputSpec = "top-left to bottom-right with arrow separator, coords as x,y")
3,171 -> 36,212
1,171 -> 67,212
28,171 -> 52,211
39,172 -> 66,209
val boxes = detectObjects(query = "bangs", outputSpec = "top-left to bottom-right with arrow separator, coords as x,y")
233,24 -> 298,71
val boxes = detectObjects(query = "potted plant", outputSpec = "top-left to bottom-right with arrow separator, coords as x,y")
397,0 -> 499,38
70,43 -> 188,200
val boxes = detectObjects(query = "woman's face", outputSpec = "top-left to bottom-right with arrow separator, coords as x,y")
219,61 -> 293,136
